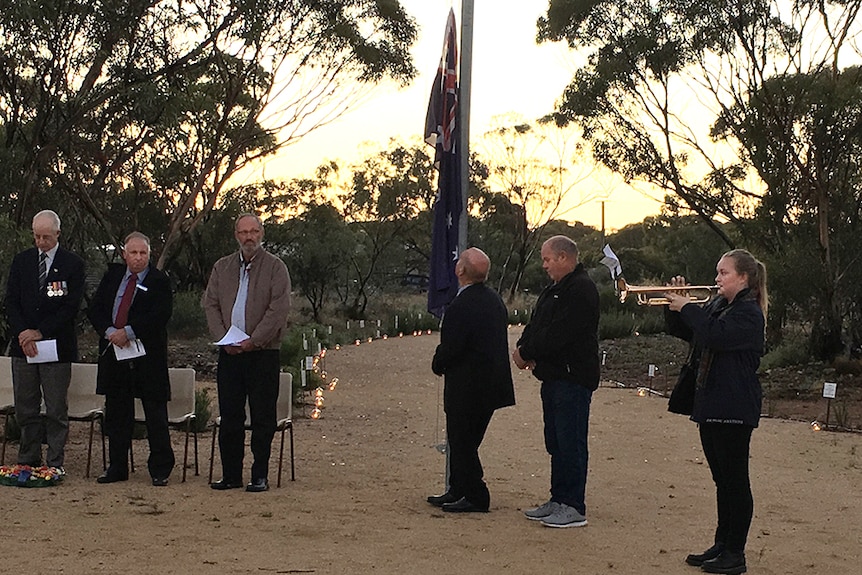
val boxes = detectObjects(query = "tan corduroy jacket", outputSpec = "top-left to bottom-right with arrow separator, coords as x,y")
202,248 -> 291,350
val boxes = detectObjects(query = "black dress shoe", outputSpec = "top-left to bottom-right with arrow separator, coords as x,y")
686,543 -> 725,566
246,478 -> 269,492
701,550 -> 746,575
427,491 -> 460,507
441,497 -> 488,513
210,478 -> 244,490
151,477 -> 169,487
96,471 -> 128,484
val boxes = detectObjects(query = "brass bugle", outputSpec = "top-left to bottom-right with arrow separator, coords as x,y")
616,278 -> 718,306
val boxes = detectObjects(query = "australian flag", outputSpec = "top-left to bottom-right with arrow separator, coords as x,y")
424,8 -> 461,318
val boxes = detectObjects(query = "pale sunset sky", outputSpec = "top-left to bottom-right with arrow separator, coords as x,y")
260,0 -> 665,231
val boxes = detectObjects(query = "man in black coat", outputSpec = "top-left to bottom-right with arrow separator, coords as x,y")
88,232 -> 175,486
429,247 -> 515,513
514,235 -> 600,528
5,210 -> 85,469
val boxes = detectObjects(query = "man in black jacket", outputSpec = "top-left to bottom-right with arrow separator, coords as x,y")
428,248 -> 515,513
88,232 -> 175,486
5,210 -> 85,470
514,235 -> 599,528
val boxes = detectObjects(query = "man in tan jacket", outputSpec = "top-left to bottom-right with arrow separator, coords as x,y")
203,214 -> 291,492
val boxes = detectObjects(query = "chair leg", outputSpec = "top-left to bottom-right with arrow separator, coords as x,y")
207,422 -> 218,483
289,424 -> 295,481
99,415 -> 107,471
99,413 -> 108,471
277,429 -> 285,488
193,426 -> 199,476
1,414 -> 8,465
85,419 -> 95,478
181,424 -> 189,483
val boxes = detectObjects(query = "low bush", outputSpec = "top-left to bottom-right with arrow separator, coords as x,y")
600,311 -> 635,340
169,291 -> 208,338
193,387 -> 212,432
762,335 -> 810,370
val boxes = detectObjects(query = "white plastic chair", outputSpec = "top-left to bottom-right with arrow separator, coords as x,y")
0,359 -> 105,477
130,367 -> 199,482
67,362 -> 106,477
0,356 -> 15,464
208,372 -> 295,487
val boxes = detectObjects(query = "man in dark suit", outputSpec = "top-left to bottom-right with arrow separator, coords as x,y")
5,210 -> 85,469
429,247 -> 515,513
87,232 -> 175,486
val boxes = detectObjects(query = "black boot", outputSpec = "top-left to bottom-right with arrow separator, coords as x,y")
685,543 -> 724,567
701,550 -> 746,575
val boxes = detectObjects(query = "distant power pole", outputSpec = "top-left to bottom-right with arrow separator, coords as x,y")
601,200 -> 606,246
458,0 -> 474,254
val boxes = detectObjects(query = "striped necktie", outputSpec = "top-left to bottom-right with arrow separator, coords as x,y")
38,252 -> 48,288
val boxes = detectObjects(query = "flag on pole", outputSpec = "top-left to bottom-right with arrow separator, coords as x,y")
424,8 -> 462,318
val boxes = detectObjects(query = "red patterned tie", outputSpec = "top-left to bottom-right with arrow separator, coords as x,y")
114,273 -> 138,328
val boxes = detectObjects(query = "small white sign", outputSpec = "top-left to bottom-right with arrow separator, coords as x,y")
305,356 -> 314,370
648,364 -> 656,377
823,382 -> 837,399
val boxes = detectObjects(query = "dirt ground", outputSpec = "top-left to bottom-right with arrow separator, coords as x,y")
1,328 -> 861,575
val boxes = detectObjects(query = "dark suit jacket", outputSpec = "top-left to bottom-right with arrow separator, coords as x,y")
5,246 -> 86,362
432,283 -> 515,415
87,263 -> 173,401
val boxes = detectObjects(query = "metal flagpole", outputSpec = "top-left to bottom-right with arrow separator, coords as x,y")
440,0 -> 474,495
458,0 -> 473,255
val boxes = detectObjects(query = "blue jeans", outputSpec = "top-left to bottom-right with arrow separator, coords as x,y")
541,379 -> 592,515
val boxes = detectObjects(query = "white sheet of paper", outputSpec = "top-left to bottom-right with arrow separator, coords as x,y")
214,325 -> 250,346
26,339 -> 59,364
113,339 -> 147,361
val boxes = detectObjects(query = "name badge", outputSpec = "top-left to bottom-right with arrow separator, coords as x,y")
47,281 -> 68,297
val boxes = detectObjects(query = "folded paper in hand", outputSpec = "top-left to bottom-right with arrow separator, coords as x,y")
113,339 -> 147,361
26,339 -> 59,364
214,325 -> 249,346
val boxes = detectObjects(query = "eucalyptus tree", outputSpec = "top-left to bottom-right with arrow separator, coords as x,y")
339,140 -> 436,317
276,202 -> 354,323
539,0 -> 862,358
476,115 -> 596,301
0,0 -> 418,268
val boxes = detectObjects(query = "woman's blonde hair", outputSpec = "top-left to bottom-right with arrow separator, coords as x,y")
724,248 -> 768,318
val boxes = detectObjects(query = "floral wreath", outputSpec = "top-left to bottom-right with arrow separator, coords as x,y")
0,465 -> 65,487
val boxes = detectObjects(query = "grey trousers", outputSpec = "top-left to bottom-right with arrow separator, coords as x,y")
11,358 -> 71,467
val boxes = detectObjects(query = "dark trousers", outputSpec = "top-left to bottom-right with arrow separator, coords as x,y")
11,358 -> 71,467
216,349 -> 279,482
541,379 -> 592,515
104,389 -> 175,479
446,409 -> 494,509
699,423 -> 754,552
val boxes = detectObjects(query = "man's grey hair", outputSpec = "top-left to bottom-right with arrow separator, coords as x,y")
235,213 -> 264,231
544,235 -> 579,258
32,210 -> 61,231
123,231 -> 151,248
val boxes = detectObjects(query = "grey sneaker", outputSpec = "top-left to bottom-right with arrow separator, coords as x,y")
540,503 -> 588,528
524,500 -> 558,521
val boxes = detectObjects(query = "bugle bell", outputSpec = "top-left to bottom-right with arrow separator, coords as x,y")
616,278 -> 717,306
